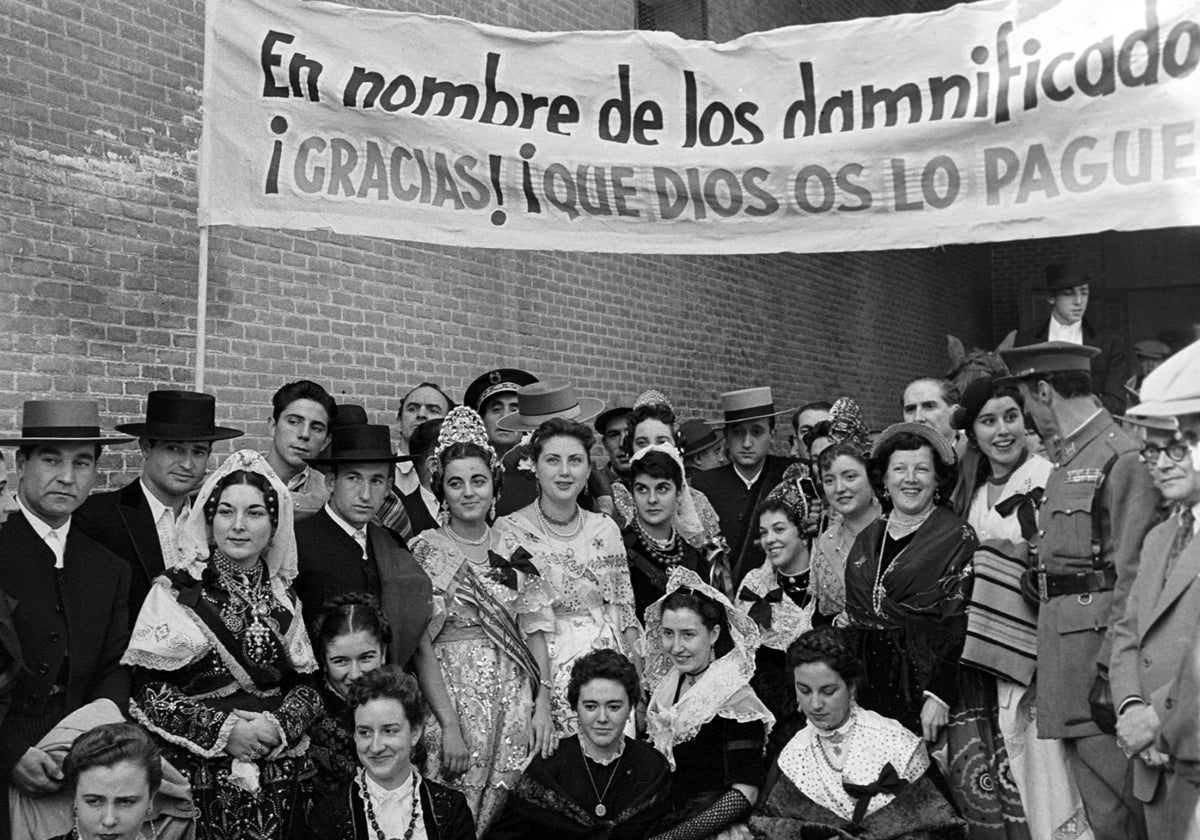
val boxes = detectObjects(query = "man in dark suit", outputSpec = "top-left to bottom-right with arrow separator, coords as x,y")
690,387 -> 795,589
1015,261 -> 1129,415
0,401 -> 135,826
1000,342 -> 1160,840
75,390 -> 243,625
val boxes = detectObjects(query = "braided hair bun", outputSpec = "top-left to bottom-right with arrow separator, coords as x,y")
786,625 -> 864,687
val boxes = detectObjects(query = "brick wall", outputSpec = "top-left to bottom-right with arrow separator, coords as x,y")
1,0 -> 993,487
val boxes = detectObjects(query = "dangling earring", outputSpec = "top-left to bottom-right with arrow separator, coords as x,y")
489,497 -> 497,521
438,501 -> 450,526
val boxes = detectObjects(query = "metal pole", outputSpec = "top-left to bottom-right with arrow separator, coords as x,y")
195,226 -> 209,391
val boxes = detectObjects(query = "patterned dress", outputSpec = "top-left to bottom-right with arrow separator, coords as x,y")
123,556 -> 323,840
495,509 -> 640,734
410,528 -> 555,834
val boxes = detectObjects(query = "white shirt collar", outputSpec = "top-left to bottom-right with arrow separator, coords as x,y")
363,770 -> 422,838
734,462 -> 765,490
419,484 -> 439,518
287,464 -> 313,491
324,502 -> 365,541
16,495 -> 70,567
140,479 -> 188,523
1189,502 -> 1200,536
1048,315 -> 1084,345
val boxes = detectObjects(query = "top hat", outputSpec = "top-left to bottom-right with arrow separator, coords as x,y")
332,403 -> 369,429
494,381 -> 605,432
678,419 -> 721,459
1044,262 -> 1097,292
463,368 -> 539,414
998,341 -> 1100,384
715,387 -> 791,428
305,424 -> 413,466
595,393 -> 638,434
1128,339 -> 1200,417
0,400 -> 135,447
115,390 -> 243,442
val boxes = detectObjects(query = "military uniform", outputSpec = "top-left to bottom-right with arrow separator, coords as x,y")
1034,409 -> 1159,839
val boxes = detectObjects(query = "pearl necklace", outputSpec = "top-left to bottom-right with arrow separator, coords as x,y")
445,523 -> 489,546
535,502 -> 583,540
633,518 -> 681,565
872,524 -> 916,616
885,507 -> 934,540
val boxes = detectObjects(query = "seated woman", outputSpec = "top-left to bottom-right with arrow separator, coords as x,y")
488,649 -> 672,840
623,447 -> 710,622
308,593 -> 390,792
736,482 -> 815,759
306,666 -> 476,840
47,723 -> 164,840
122,450 -> 323,840
645,568 -> 773,840
751,627 -> 965,839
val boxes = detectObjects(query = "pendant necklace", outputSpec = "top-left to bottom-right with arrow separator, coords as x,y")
213,550 -> 277,666
535,502 -> 583,540
360,768 -> 419,840
872,531 -> 913,617
580,743 -> 624,818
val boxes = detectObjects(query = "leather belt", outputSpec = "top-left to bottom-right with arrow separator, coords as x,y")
1038,569 -> 1117,600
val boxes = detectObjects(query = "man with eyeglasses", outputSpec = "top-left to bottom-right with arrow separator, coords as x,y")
1109,339 -> 1200,839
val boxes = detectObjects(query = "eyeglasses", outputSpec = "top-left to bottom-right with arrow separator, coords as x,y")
1141,442 -> 1192,463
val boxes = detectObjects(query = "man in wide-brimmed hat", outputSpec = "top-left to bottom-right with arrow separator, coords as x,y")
75,390 -> 243,623
291,421 -> 436,676
1015,261 -> 1129,415
691,387 -> 797,587
1110,340 -> 1200,838
999,341 -> 1159,840
0,401 -> 134,819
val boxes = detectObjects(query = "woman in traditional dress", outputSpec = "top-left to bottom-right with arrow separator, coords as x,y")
306,667 -> 476,840
947,376 -> 1091,840
47,723 -> 165,840
736,480 -> 816,759
495,412 -> 643,735
123,449 -> 323,840
488,649 -> 672,840
308,593 -> 390,793
812,441 -> 882,622
842,423 -> 976,741
645,567 -> 773,840
623,446 -> 710,622
409,406 -> 557,833
750,627 -> 965,839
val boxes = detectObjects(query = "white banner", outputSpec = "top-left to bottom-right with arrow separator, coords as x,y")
199,0 -> 1200,253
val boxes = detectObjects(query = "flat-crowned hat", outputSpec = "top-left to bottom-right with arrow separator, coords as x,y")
494,381 -> 605,432
870,421 -> 957,466
115,390 -> 243,441
595,393 -> 637,434
998,341 -> 1099,384
304,424 -> 413,466
1044,261 -> 1097,292
715,387 -> 791,428
463,368 -> 538,414
678,419 -> 721,458
0,400 -> 135,447
1133,339 -> 1172,360
1127,339 -> 1200,417
332,403 -> 369,429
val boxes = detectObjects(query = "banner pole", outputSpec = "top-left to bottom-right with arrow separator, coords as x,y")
195,226 -> 209,392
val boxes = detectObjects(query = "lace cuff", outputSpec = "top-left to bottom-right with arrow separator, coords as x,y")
270,684 -> 324,747
131,697 -> 236,759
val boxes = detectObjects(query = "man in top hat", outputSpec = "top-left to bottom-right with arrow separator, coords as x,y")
999,341 -> 1159,840
690,387 -> 796,588
1016,262 -> 1129,415
1105,340 -> 1200,837
265,379 -> 338,520
0,401 -> 133,816
464,368 -> 538,459
75,390 -> 243,624
596,394 -> 636,490
678,418 -> 726,478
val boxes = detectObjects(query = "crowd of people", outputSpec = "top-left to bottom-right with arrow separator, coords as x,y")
0,263 -> 1198,840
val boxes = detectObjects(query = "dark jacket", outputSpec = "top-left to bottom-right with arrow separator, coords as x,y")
1015,318 -> 1129,415
307,773 -> 476,840
74,479 -> 165,626
690,455 -> 795,587
0,511 -> 131,779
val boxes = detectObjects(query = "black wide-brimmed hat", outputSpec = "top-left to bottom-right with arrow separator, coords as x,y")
304,423 -> 412,466
494,381 -> 605,432
115,390 -> 243,441
463,368 -> 539,414
332,403 -> 369,429
0,400 -> 135,447
678,419 -> 721,458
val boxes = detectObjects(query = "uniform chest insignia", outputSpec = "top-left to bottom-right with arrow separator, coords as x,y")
1065,468 -> 1103,484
